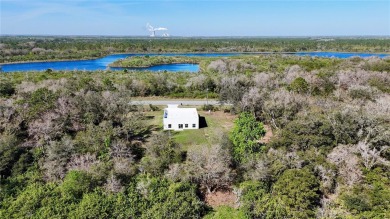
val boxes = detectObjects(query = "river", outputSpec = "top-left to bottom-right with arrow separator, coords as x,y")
1,52 -> 388,73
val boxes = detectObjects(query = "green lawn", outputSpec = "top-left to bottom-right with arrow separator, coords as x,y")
143,108 -> 236,148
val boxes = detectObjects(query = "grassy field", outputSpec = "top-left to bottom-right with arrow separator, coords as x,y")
142,106 -> 236,148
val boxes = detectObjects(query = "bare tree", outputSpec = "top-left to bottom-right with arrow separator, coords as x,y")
165,163 -> 185,182
253,72 -> 277,90
28,111 -> 63,143
113,157 -> 136,176
104,173 -> 124,193
263,89 -> 307,129
315,164 -> 337,195
67,153 -> 100,173
185,74 -> 207,90
284,65 -> 304,84
218,75 -> 250,105
240,87 -> 264,114
185,144 -> 234,193
207,59 -> 228,73
327,144 -> 362,187
42,136 -> 74,181
357,141 -> 389,169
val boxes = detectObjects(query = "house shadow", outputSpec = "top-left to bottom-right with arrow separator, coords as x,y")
199,116 -> 208,129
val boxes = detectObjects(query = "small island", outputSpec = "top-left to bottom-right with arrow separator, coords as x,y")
109,55 -> 201,68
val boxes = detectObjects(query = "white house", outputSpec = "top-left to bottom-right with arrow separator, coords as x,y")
163,104 -> 199,131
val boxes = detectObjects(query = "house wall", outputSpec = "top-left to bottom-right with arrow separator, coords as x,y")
163,116 -> 199,130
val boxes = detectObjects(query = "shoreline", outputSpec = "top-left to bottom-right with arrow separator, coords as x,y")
1,51 -> 389,65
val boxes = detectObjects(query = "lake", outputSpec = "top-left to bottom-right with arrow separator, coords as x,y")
1,52 -> 388,73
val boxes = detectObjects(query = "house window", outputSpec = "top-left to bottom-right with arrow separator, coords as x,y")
178,124 -> 183,129
168,124 -> 171,128
192,124 -> 196,128
164,111 -> 168,118
185,124 -> 188,128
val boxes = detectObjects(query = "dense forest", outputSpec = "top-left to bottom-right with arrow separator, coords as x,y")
1,36 -> 389,63
1,51 -> 390,218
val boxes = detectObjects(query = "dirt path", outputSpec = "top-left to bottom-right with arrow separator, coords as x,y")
205,191 -> 238,208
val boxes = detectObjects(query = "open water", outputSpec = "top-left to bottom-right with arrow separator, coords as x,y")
1,52 -> 388,73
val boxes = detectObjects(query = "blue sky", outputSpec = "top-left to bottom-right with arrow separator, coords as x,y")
1,0 -> 389,36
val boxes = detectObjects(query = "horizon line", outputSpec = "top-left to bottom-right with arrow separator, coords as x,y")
1,34 -> 390,39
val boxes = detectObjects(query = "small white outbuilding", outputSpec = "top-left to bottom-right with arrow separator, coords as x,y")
163,104 -> 199,131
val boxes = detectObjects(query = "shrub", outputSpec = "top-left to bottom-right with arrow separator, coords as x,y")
202,104 -> 216,111
343,193 -> 371,213
348,85 -> 377,101
288,77 -> 309,94
0,81 -> 15,97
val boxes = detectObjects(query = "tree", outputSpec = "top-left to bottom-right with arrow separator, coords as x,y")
42,136 -> 74,181
218,75 -> 250,107
139,132 -> 182,175
183,143 -> 234,194
70,189 -> 114,219
141,181 -> 205,219
357,141 -> 389,170
262,89 -> 306,129
0,132 -> 21,177
20,87 -> 59,121
230,112 -> 266,164
240,87 -> 265,115
60,170 -> 96,200
0,81 -> 15,97
269,113 -> 335,150
328,144 -> 363,187
239,180 -> 269,218
269,168 -> 320,218
288,77 -> 309,94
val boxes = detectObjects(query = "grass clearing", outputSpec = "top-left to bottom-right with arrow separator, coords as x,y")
142,107 -> 236,149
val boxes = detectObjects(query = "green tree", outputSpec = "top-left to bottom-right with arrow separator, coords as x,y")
341,168 -> 390,217
0,81 -> 15,97
141,181 -> 205,219
20,87 -> 59,120
288,77 -> 309,94
239,181 -> 269,218
270,168 -> 320,218
70,189 -> 114,219
0,133 -> 21,178
60,170 -> 97,200
230,112 -> 266,163
269,113 -> 334,150
1,183 -> 56,218
135,175 -> 206,219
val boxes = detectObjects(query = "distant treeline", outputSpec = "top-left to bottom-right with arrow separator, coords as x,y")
1,36 -> 389,63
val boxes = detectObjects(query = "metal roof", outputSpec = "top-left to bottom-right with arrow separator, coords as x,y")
164,107 -> 198,119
